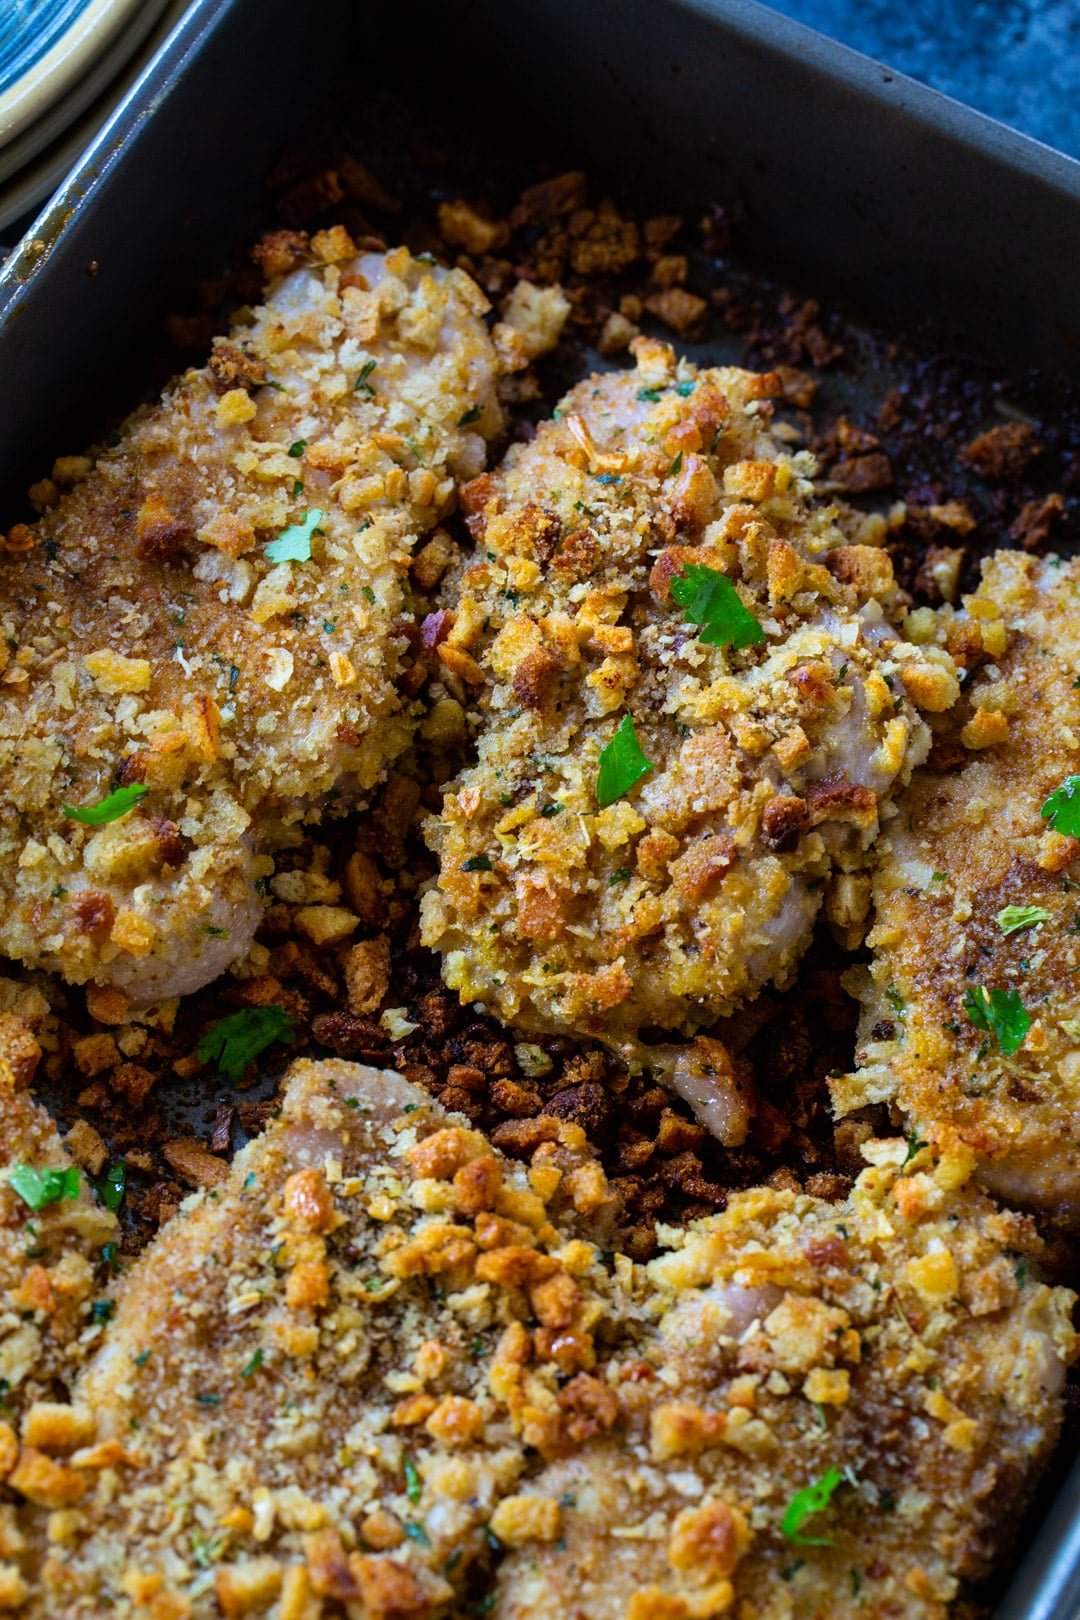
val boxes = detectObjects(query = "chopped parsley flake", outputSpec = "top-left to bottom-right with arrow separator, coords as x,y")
241,1348 -> 264,1378
595,472 -> 621,485
94,1162 -> 126,1213
355,358 -> 377,395
667,450 -> 683,477
458,405 -> 482,426
266,508 -> 323,564
1041,775 -> 1080,837
91,1299 -> 115,1325
461,855 -> 493,872
288,439 -> 306,457
540,801 -> 564,818
404,1522 -> 430,1547
636,386 -> 661,402
675,379 -> 697,397
7,1164 -> 79,1210
596,713 -> 652,807
196,1006 -> 296,1080
781,1467 -> 846,1546
608,866 -> 632,885
962,985 -> 1031,1055
195,1392 -> 222,1407
404,1455 -> 422,1504
63,783 -> 147,825
997,904 -> 1052,936
670,563 -> 765,651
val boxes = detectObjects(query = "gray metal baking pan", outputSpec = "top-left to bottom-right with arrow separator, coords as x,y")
0,0 -> 1078,1613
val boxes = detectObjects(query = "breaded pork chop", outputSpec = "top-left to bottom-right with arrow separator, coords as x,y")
0,1078 -> 116,1421
28,1059 -> 630,1617
422,339 -> 960,1044
0,235 -> 501,1005
835,553 -> 1080,1222
494,1141 -> 1075,1620
15,1062 -> 1073,1617
0,1063 -> 117,1609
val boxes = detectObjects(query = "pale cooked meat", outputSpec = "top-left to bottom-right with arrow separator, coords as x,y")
24,1059 -> 629,1616
11,1061 -> 1072,1616
0,234 -> 502,1005
493,1139 -> 1075,1620
422,339 -> 960,1043
835,552 -> 1080,1222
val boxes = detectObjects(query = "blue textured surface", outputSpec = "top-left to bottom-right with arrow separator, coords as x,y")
767,0 -> 1080,158
0,1 -> 93,103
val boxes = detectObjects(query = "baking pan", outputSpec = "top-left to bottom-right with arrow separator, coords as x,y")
0,0 -> 1079,1612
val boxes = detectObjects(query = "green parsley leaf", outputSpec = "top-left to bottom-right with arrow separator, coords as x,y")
241,1348 -> 264,1378
637,386 -> 661,402
962,985 -> 1031,1055
997,904 -> 1052,936
670,563 -> 765,651
94,1162 -> 125,1213
404,1455 -> 422,1504
288,440 -> 306,458
404,1522 -> 430,1547
355,358 -> 377,395
675,379 -> 697,397
596,713 -> 652,808
266,508 -> 323,564
195,1392 -> 222,1407
292,478 -> 304,498
196,1007 -> 296,1080
91,1298 -> 116,1325
667,451 -> 683,477
540,802 -> 564,818
63,784 -> 148,826
458,405 -> 482,426
1041,775 -> 1080,837
7,1164 -> 80,1210
781,1467 -> 846,1547
461,855 -> 493,873
608,866 -> 632,885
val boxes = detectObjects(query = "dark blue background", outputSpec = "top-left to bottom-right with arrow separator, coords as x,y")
767,0 -> 1080,158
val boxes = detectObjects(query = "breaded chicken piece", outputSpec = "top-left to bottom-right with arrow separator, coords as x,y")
26,1059 -> 627,1616
0,1058 -> 117,1607
494,1140 -> 1075,1620
16,1062 -> 1072,1616
0,234 -> 501,1005
422,340 -> 959,1043
835,553 -> 1080,1222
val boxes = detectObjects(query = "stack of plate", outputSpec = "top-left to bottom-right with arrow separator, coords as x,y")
0,0 -> 189,234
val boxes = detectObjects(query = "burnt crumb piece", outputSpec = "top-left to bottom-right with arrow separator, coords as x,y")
1010,492 -> 1068,549
208,341 -> 267,393
961,420 -> 1045,481
546,1081 -> 615,1139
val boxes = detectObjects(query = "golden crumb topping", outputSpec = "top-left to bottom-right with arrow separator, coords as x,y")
3,1061 -> 1069,1617
422,339 -> 960,1042
0,239 -> 501,1003
838,552 -> 1080,1220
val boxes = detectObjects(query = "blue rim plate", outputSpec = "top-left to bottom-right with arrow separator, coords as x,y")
0,0 -> 148,148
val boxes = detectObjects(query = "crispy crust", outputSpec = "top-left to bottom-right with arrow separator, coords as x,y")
0,241 -> 500,1000
838,553 -> 1080,1221
6,1063 -> 1071,1617
423,341 -> 959,1041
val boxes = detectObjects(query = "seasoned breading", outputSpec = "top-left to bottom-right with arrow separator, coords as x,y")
12,1061 -> 1071,1616
422,339 -> 960,1042
0,238 -> 501,1004
24,1059 -> 629,1616
835,553 -> 1080,1222
494,1140 -> 1075,1620
0,1056 -> 116,1432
